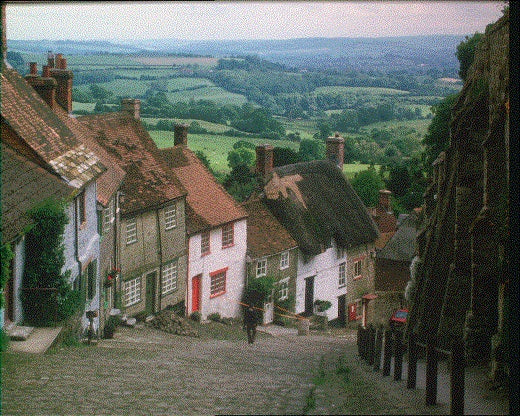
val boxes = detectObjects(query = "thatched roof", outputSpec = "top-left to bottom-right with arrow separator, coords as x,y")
261,160 -> 379,256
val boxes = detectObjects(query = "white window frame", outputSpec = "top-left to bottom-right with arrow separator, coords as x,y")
201,231 -> 210,256
222,223 -> 234,248
123,277 -> 141,306
162,259 -> 178,294
256,258 -> 267,277
210,269 -> 227,297
102,200 -> 114,235
280,251 -> 290,270
278,278 -> 289,301
354,259 -> 362,279
338,262 -> 346,287
126,218 -> 137,245
164,205 -> 177,230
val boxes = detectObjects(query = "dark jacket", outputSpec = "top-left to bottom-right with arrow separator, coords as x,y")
244,307 -> 258,326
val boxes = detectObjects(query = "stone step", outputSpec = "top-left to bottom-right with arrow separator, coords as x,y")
8,325 -> 35,341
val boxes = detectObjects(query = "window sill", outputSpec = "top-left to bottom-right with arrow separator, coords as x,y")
165,226 -> 177,231
126,240 -> 137,246
279,266 -> 289,271
222,243 -> 235,249
162,289 -> 178,296
210,290 -> 226,299
338,284 -> 346,288
79,221 -> 87,230
256,274 -> 266,279
353,275 -> 363,281
201,251 -> 211,257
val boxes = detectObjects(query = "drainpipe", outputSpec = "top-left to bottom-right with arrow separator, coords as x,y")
186,236 -> 190,316
156,209 -> 163,312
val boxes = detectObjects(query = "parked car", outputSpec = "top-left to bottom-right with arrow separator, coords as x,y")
389,308 -> 408,330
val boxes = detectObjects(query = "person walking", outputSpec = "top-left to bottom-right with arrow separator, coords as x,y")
244,305 -> 258,344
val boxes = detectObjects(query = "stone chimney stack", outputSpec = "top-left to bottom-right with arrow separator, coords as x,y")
174,123 -> 189,146
326,133 -> 345,170
121,98 -> 141,120
47,51 -> 55,68
2,3 -> 7,63
49,53 -> 73,113
256,144 -> 274,179
25,63 -> 58,110
379,189 -> 392,212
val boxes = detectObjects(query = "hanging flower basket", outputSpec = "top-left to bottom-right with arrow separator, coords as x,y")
104,268 -> 120,288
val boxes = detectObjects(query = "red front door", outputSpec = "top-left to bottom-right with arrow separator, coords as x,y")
192,275 -> 201,312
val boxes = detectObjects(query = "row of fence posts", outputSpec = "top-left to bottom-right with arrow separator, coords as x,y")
357,325 -> 465,415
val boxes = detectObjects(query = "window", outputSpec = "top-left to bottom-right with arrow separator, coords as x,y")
123,277 -> 141,306
222,223 -> 234,248
210,268 -> 227,297
336,246 -> 346,259
338,262 -> 346,287
201,231 -> 210,256
102,201 -> 114,235
278,278 -> 289,300
78,190 -> 86,225
162,260 -> 178,294
164,205 -> 177,230
280,251 -> 289,269
354,259 -> 362,279
256,258 -> 267,277
87,260 -> 97,301
126,218 -> 137,244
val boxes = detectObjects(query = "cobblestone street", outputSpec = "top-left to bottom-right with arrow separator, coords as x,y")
1,325 -> 508,415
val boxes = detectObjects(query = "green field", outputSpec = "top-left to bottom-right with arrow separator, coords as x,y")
142,117 -> 233,133
343,163 -> 380,179
358,118 -> 431,136
165,86 -> 248,105
72,101 -> 96,112
314,86 -> 410,96
75,78 -> 151,97
150,130 -> 299,174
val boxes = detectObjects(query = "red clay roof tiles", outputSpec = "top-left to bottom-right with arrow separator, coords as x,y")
160,145 -> 247,235
78,112 -> 186,215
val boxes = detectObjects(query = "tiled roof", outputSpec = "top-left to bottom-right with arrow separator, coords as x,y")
1,68 -> 105,189
53,106 -> 125,206
78,113 -> 186,215
376,213 -> 418,261
263,160 -> 379,256
1,143 -> 73,242
160,145 -> 247,235
242,198 -> 297,259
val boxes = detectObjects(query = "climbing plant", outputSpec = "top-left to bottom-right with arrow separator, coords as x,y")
0,243 -> 14,309
22,198 -> 81,325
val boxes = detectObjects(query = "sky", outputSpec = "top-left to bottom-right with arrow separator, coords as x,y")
6,1 -> 506,41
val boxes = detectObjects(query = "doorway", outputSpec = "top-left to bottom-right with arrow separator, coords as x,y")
304,276 -> 315,316
192,274 -> 201,313
338,294 -> 346,326
145,271 -> 157,315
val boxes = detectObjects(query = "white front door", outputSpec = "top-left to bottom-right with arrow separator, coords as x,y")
263,302 -> 274,324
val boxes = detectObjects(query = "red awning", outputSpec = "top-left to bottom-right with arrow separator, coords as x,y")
362,293 -> 378,301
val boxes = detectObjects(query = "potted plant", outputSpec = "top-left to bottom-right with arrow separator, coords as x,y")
314,299 -> 332,314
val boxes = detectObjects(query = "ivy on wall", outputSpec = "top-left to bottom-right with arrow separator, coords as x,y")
22,198 -> 81,326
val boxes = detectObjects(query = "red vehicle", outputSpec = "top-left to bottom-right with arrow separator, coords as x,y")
389,308 -> 408,329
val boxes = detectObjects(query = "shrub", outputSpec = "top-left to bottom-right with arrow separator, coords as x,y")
190,311 -> 201,322
103,315 -> 121,339
243,276 -> 276,309
0,328 -> 10,352
314,299 -> 332,312
208,313 -> 221,323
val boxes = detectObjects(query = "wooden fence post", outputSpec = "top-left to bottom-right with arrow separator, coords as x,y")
393,330 -> 404,381
382,329 -> 392,376
426,336 -> 438,406
450,337 -> 465,415
373,327 -> 383,372
367,325 -> 375,365
407,331 -> 418,389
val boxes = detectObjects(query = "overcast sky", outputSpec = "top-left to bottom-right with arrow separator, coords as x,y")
6,1 -> 505,41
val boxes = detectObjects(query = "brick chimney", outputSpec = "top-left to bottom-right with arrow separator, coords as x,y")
256,144 -> 274,179
379,189 -> 392,212
174,123 -> 189,146
121,98 -> 141,120
47,51 -> 55,68
25,63 -> 58,110
49,53 -> 73,113
326,133 -> 345,169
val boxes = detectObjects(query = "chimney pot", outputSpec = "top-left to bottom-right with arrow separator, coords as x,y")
29,62 -> 38,75
47,51 -> 55,68
256,144 -> 274,179
121,98 -> 141,120
42,65 -> 50,78
59,57 -> 67,69
174,123 -> 189,146
326,134 -> 345,170
379,189 -> 392,212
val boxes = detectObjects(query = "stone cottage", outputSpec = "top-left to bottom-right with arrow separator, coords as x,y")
78,102 -> 188,318
160,125 -> 248,320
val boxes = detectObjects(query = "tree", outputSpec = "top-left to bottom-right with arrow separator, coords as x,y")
195,150 -> 213,173
385,165 -> 411,198
351,167 -> 385,207
456,32 -> 483,81
298,139 -> 325,162
223,164 -> 257,202
88,84 -> 113,101
227,147 -> 255,170
273,147 -> 301,167
313,120 -> 331,141
422,93 -> 459,170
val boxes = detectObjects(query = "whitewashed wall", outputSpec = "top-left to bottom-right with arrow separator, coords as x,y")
187,219 -> 247,319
